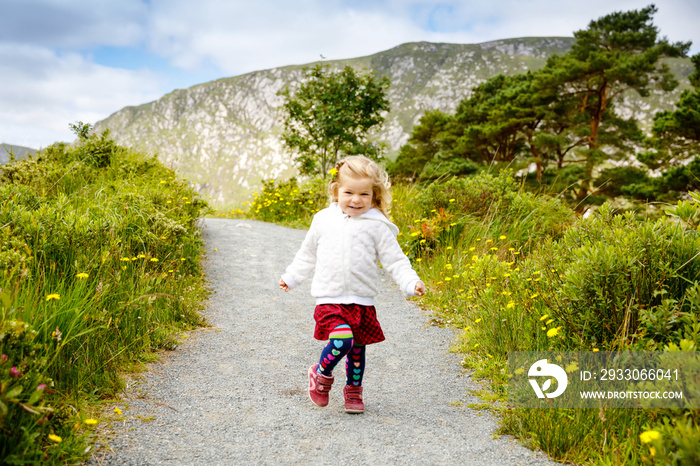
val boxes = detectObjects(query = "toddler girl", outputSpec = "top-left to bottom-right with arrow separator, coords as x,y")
279,155 -> 424,414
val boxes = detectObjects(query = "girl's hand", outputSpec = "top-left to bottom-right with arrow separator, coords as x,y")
414,281 -> 425,296
279,279 -> 290,292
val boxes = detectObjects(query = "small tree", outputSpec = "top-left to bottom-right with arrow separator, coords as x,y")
279,64 -> 390,177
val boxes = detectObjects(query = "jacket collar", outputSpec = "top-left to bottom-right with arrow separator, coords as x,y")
330,202 -> 400,236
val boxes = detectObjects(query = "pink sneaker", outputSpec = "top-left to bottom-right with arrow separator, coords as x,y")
343,385 -> 364,414
308,364 -> 334,407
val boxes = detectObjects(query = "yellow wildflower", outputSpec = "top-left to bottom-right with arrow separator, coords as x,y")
499,235 -> 506,239
639,430 -> 660,444
48,434 -> 62,443
547,327 -> 561,338
539,314 -> 549,321
76,273 -> 89,279
46,294 -> 60,301
84,419 -> 99,426
565,362 -> 579,372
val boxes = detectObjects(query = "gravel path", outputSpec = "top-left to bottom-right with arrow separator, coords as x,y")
90,218 -> 556,465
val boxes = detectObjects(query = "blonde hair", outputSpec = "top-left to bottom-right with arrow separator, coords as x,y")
328,155 -> 392,217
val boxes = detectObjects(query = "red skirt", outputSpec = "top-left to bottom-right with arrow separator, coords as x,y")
313,303 -> 386,345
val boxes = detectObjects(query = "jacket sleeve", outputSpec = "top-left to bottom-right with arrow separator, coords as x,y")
375,225 -> 422,296
281,216 -> 320,290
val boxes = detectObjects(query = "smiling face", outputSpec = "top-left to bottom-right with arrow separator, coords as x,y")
337,174 -> 374,217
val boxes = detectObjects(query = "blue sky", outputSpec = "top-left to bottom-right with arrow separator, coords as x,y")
2,0 -> 699,149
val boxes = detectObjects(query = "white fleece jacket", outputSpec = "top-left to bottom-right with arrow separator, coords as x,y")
281,203 -> 422,305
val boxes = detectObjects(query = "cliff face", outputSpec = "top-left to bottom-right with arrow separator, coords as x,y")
93,37 -> 691,204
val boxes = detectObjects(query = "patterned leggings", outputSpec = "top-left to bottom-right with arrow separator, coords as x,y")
316,324 -> 366,386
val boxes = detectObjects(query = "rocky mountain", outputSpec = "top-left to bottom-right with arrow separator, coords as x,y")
0,143 -> 36,164
93,38 -> 694,206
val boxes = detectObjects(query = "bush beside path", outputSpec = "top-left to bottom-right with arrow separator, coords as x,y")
91,218 -> 555,465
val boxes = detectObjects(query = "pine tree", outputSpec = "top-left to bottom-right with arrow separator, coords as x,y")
541,4 -> 690,201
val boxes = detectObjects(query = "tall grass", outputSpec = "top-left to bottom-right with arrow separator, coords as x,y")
0,132 -> 210,463
391,174 -> 700,465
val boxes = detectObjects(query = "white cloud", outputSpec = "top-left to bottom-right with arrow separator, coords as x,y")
0,43 -> 163,148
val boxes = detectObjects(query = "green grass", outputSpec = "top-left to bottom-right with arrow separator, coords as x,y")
0,131 -> 211,463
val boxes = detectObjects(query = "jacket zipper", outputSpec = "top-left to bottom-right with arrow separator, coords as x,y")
342,215 -> 350,298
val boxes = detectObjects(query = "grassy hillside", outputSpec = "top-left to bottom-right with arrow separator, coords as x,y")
0,130 -> 210,463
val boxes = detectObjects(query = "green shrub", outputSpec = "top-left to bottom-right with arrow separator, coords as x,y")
391,178 -> 700,465
399,171 -> 574,258
245,177 -> 327,228
0,130 -> 210,463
